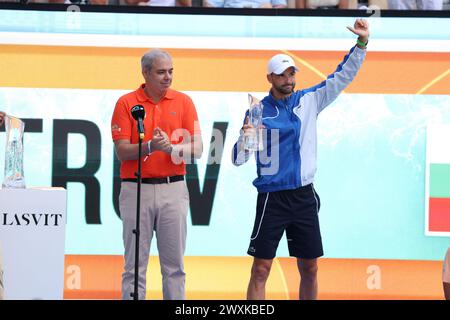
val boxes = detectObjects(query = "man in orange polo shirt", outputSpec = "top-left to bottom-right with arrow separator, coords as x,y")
111,49 -> 203,300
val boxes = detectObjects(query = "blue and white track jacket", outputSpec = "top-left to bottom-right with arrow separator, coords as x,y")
232,46 -> 366,193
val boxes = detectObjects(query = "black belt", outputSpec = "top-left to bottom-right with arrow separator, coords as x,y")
122,175 -> 184,184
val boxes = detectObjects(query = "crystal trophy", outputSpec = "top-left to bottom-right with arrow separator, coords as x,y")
244,94 -> 264,151
2,115 -> 26,188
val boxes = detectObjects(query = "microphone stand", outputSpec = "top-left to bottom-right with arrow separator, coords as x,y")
131,132 -> 144,300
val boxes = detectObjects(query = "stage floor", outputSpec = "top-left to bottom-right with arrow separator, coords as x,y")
63,255 -> 445,300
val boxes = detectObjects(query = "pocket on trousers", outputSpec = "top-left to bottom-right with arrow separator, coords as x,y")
183,181 -> 190,202
119,183 -> 135,219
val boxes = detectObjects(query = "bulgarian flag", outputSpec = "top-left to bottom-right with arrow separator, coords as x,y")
426,124 -> 450,236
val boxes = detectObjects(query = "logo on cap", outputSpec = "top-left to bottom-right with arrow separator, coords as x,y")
267,54 -> 299,75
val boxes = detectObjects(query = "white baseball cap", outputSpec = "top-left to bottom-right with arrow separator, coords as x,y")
267,54 -> 299,75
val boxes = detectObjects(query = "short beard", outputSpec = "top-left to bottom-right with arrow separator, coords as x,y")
274,83 -> 295,95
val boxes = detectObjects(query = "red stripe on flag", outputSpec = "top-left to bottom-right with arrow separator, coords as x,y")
429,198 -> 450,232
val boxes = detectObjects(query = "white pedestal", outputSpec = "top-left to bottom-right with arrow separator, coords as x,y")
0,187 -> 67,300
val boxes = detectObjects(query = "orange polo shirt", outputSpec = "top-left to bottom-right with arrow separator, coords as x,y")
111,84 -> 200,179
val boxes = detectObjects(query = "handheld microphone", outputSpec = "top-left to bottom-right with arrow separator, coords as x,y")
131,105 -> 145,140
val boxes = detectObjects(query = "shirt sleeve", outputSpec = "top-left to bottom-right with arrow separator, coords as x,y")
303,45 -> 366,115
111,98 -> 132,141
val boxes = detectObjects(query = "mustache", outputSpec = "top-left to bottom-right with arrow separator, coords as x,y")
280,84 -> 295,91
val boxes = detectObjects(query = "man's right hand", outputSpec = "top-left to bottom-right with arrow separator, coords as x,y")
242,116 -> 255,138
242,116 -> 264,139
241,116 -> 256,153
151,127 -> 173,154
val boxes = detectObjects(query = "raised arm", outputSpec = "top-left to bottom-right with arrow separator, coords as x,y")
304,19 -> 369,114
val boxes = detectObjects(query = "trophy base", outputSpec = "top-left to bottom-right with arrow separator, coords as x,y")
2,178 -> 26,189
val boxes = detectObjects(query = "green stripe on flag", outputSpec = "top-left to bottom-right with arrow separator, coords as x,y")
429,163 -> 450,198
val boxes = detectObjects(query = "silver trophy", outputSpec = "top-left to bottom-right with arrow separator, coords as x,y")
244,94 -> 264,151
2,115 -> 26,188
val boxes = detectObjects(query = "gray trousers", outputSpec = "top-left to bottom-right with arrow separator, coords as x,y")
119,180 -> 189,300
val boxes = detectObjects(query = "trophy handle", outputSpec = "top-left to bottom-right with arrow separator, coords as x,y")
248,94 -> 262,109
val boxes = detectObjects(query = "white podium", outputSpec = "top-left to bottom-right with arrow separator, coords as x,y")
0,187 -> 67,300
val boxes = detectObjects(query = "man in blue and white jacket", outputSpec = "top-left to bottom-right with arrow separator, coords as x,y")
232,19 -> 369,300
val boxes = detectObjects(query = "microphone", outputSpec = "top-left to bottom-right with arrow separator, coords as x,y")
131,105 -> 145,140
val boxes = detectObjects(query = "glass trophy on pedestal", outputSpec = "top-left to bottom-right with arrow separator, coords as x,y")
2,115 -> 26,189
244,94 -> 264,152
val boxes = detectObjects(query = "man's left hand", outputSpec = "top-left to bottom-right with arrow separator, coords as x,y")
347,18 -> 369,44
152,127 -> 173,154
